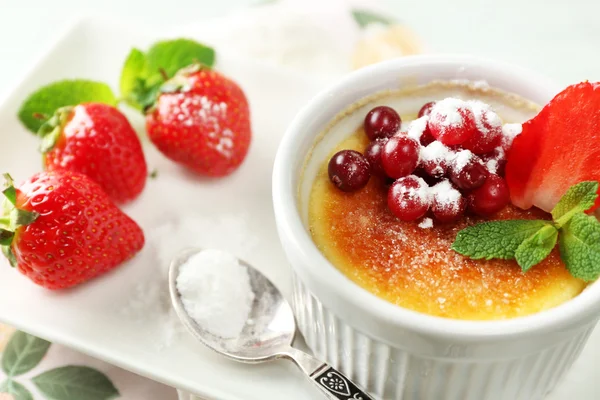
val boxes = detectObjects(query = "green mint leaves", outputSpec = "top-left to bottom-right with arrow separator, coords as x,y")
515,224 -> 558,272
119,39 -> 215,111
560,213 -> 600,281
452,220 -> 550,260
452,181 -> 600,281
18,80 -> 116,133
552,181 -> 598,227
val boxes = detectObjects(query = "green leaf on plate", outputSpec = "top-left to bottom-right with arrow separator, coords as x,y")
0,379 -> 34,400
515,224 -> 559,272
18,80 -> 117,133
1,331 -> 51,377
559,212 -> 600,281
32,366 -> 119,400
352,9 -> 395,28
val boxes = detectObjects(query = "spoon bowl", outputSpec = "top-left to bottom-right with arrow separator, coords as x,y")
169,248 -> 295,362
169,248 -> 374,399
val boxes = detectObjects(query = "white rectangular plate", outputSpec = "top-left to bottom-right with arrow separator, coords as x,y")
0,16 -> 598,400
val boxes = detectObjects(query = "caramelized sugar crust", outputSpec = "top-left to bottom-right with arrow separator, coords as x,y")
309,133 -> 585,320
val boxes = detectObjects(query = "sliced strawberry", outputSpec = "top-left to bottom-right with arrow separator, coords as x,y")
506,82 -> 600,212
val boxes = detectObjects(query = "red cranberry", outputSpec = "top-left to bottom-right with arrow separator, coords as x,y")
462,103 -> 502,154
420,141 -> 453,178
387,176 -> 431,221
364,139 -> 388,177
480,149 -> 506,177
430,180 -> 466,223
428,100 -> 478,145
381,135 -> 420,179
419,128 -> 436,146
364,106 -> 401,140
449,151 -> 489,190
328,150 -> 370,192
468,175 -> 510,216
418,101 -> 436,118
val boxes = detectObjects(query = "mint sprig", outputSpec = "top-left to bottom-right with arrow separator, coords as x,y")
452,181 -> 600,281
559,213 -> 600,281
119,39 -> 215,111
18,80 -> 116,133
452,220 -> 550,260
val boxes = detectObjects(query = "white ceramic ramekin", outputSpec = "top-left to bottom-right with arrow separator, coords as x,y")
272,55 -> 600,400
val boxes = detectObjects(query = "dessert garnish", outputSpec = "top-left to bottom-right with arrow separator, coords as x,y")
453,82 -> 600,280
328,98 -> 512,224
506,82 -> 600,213
18,80 -> 147,203
453,181 -> 600,281
0,171 -> 144,289
121,39 -> 252,177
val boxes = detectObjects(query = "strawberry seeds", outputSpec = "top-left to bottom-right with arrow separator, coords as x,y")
327,98 -> 517,225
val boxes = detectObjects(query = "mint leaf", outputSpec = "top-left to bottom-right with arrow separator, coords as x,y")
515,225 -> 559,272
1,331 -> 50,377
559,212 -> 600,281
119,39 -> 215,111
33,366 -> 119,400
119,48 -> 147,109
352,9 -> 395,28
18,80 -> 116,133
146,39 -> 215,79
0,379 -> 34,400
452,220 -> 550,260
552,181 -> 599,227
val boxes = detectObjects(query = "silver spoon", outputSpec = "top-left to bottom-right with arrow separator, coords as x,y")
169,248 -> 374,400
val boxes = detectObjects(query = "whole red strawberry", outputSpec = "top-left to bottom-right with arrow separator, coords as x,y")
145,66 -> 251,176
0,170 -> 144,290
39,102 -> 147,203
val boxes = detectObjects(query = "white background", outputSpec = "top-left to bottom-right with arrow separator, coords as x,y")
1,0 -> 600,95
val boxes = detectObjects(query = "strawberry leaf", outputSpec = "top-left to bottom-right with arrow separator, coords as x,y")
552,181 -> 599,227
452,220 -> 550,260
18,80 -> 116,133
119,39 -> 215,111
515,224 -> 558,272
119,48 -> 147,109
559,212 -> 600,281
146,39 -> 215,80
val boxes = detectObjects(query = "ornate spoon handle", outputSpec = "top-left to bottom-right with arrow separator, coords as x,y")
283,347 -> 374,400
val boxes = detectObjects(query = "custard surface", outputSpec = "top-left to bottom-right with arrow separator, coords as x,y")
309,132 -> 585,320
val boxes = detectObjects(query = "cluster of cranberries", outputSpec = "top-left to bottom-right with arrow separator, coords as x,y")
328,100 -> 511,224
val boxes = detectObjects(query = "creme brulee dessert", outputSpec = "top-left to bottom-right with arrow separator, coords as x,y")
305,81 -> 588,320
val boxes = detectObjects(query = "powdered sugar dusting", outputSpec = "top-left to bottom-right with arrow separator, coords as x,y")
418,217 -> 433,229
430,98 -> 469,128
430,179 -> 463,214
486,158 -> 499,174
468,100 -> 502,138
406,115 -> 429,141
452,149 -> 474,172
421,141 -> 456,165
501,123 -> 523,148
159,93 -> 235,159
397,176 -> 431,208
